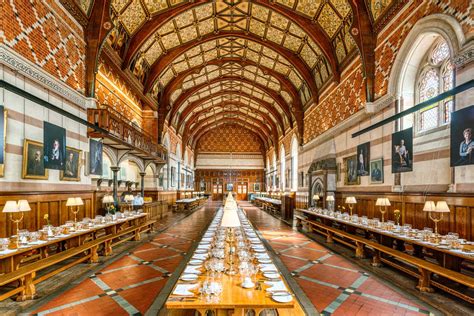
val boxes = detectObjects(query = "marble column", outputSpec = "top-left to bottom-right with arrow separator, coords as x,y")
111,166 -> 120,207
139,172 -> 146,196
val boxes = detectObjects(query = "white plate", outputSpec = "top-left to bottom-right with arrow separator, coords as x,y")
180,274 -> 198,281
263,272 -> 280,279
258,258 -> 272,264
241,282 -> 255,289
254,248 -> 266,253
189,259 -> 203,266
272,292 -> 293,303
195,249 -> 208,254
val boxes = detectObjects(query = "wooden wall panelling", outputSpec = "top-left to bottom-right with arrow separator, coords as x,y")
335,192 -> 474,241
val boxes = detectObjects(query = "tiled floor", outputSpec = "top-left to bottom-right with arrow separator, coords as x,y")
239,201 -> 436,316
29,202 -> 218,316
28,200 -> 437,316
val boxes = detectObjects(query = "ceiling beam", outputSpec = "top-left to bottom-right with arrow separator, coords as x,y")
182,102 -> 281,138
165,75 -> 295,133
84,0 -> 113,97
349,0 -> 376,102
172,90 -> 287,133
143,31 -> 317,99
161,57 -> 304,114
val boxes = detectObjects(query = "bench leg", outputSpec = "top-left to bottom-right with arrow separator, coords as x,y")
90,245 -> 99,263
133,228 -> 141,241
355,242 -> 365,259
326,231 -> 334,244
104,240 -> 113,256
371,250 -> 382,267
16,272 -> 36,301
416,268 -> 434,293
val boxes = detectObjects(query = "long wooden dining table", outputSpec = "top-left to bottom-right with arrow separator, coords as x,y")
165,208 -> 305,315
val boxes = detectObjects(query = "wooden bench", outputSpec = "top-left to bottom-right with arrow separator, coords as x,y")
296,216 -> 474,303
0,219 -> 155,302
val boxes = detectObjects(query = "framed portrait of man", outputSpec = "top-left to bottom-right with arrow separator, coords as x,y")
89,139 -> 103,175
22,139 -> 49,179
253,183 -> 261,192
450,105 -> 474,167
60,147 -> 82,181
0,106 -> 6,177
392,128 -> 413,173
357,142 -> 370,176
370,158 -> 384,184
43,122 -> 66,170
344,155 -> 360,185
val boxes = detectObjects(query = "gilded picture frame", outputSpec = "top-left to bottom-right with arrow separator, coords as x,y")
344,155 -> 360,185
22,139 -> 49,180
60,146 -> 82,181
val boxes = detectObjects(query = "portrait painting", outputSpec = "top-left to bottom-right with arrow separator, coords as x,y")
344,155 -> 360,185
226,183 -> 234,191
22,139 -> 49,179
60,147 -> 82,181
89,139 -> 103,175
253,183 -> 261,192
357,142 -> 370,176
392,127 -> 413,173
0,106 -> 6,177
450,105 -> 474,167
370,158 -> 384,184
43,122 -> 66,170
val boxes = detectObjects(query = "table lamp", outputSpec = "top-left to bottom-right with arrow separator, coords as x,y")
124,194 -> 134,211
423,201 -> 450,238
3,200 -> 30,248
375,198 -> 391,222
326,195 -> 335,211
221,209 -> 241,275
313,194 -> 320,207
74,197 -> 83,223
66,197 -> 78,223
103,195 -> 115,215
345,196 -> 357,216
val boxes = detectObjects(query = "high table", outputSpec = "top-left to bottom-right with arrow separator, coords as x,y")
254,197 -> 282,217
165,208 -> 304,315
175,197 -> 207,212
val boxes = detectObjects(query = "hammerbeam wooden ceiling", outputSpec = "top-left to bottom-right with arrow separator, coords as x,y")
66,0 -> 400,149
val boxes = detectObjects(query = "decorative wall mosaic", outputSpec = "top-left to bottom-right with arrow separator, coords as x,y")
196,125 -> 264,153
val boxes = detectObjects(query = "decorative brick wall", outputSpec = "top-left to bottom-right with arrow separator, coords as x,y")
1,0 -> 86,93
196,125 -> 264,153
374,0 -> 473,98
95,62 -> 143,126
304,60 -> 366,144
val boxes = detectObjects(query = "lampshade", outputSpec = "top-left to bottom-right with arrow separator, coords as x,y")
66,197 -> 77,207
422,201 -> 436,212
312,194 -> 320,201
326,195 -> 335,202
345,196 -> 357,204
18,200 -> 31,212
2,201 -> 19,213
435,201 -> 450,213
375,198 -> 391,207
124,194 -> 134,202
103,195 -> 114,203
75,197 -> 84,206
220,210 -> 241,227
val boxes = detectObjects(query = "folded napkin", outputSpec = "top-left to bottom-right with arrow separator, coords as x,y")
260,263 -> 278,272
0,249 -> 18,255
265,280 -> 288,292
184,266 -> 202,274
173,284 -> 199,296
192,253 -> 208,260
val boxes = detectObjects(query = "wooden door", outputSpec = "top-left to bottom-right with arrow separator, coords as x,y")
236,182 -> 248,201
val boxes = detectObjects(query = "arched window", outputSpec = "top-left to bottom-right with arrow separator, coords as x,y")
291,136 -> 298,191
416,39 -> 454,132
280,145 -> 286,190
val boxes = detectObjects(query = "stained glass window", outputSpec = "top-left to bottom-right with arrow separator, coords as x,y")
416,39 -> 454,132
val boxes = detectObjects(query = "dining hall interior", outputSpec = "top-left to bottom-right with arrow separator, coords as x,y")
0,0 -> 473,315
